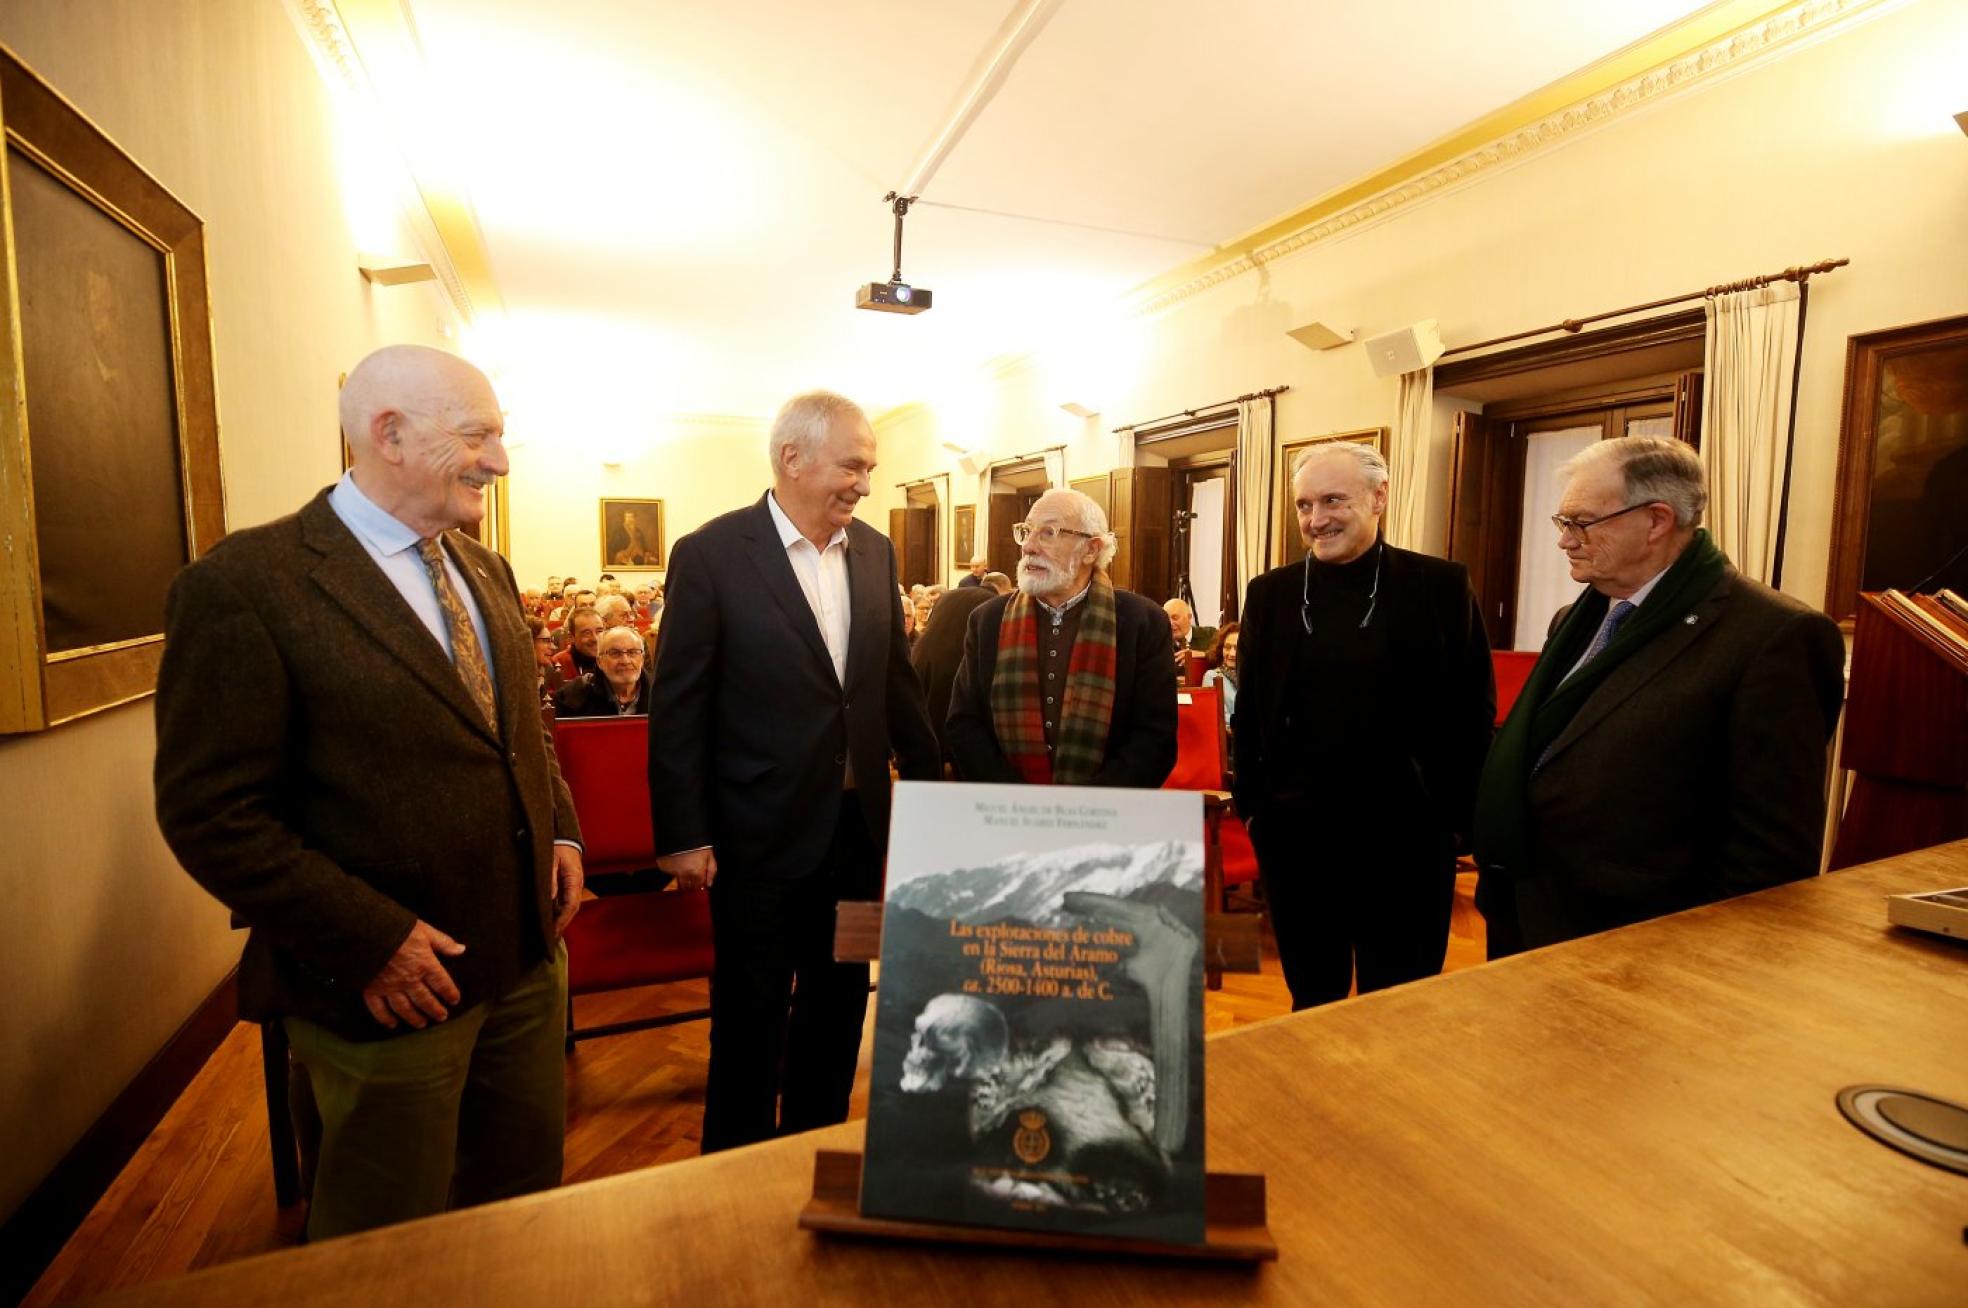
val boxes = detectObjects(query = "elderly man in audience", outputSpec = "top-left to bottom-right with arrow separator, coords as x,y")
1233,442 -> 1493,1010
154,344 -> 583,1241
554,625 -> 653,717
980,571 -> 1013,595
648,388 -> 939,1152
958,553 -> 989,588
1164,596 -> 1212,668
911,577 -> 1000,763
945,489 -> 1176,788
552,607 -> 603,683
1474,435 -> 1845,956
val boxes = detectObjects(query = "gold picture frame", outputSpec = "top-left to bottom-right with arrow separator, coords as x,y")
0,44 -> 224,733
1273,427 -> 1388,566
599,497 -> 665,571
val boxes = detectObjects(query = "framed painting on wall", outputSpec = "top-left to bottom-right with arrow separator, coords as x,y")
1826,314 -> 1968,625
952,504 -> 976,570
600,498 -> 665,570
1273,427 -> 1388,566
0,47 -> 224,733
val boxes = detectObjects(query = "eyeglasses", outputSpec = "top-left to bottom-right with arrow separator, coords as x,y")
1551,501 -> 1659,538
599,648 -> 644,660
1011,521 -> 1095,547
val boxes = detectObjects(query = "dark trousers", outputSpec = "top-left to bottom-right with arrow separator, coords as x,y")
701,795 -> 877,1153
1249,812 -> 1455,1010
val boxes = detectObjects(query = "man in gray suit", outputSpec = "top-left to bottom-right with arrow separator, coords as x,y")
155,345 -> 584,1240
1474,435 -> 1844,954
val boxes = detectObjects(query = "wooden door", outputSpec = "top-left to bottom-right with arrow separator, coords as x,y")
1130,466 -> 1173,604
1447,411 -> 1526,649
987,492 -> 1023,576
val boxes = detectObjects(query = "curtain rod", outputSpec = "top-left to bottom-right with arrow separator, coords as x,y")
894,471 -> 952,491
1113,385 -> 1288,434
1438,258 -> 1848,360
986,444 -> 1067,469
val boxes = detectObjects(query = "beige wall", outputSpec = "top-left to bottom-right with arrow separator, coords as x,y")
872,0 -> 1968,605
0,0 -> 455,1224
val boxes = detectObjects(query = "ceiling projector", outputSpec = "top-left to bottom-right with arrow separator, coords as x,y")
856,281 -> 932,314
857,191 -> 933,315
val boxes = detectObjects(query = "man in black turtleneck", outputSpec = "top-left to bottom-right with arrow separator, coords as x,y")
1231,444 -> 1494,1009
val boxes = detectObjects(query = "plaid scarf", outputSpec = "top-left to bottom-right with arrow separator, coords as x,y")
989,576 -> 1119,784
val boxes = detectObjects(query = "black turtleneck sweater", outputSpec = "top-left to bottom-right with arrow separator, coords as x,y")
1277,543 -> 1404,799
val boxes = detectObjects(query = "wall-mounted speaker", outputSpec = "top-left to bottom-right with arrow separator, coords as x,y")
1363,319 -> 1445,378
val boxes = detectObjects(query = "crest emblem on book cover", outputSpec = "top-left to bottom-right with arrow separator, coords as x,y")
1013,1109 -> 1052,1165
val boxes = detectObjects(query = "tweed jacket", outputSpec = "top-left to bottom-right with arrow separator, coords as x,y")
943,583 -> 1179,788
646,496 -> 940,880
1491,564 -> 1845,950
154,489 -> 581,1039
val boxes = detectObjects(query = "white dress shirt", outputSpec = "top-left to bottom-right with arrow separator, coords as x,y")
328,471 -> 496,714
1562,564 -> 1669,683
767,491 -> 851,687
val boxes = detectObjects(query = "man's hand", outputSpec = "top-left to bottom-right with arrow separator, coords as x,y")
362,921 -> 466,1030
656,846 -> 717,891
552,843 -> 585,936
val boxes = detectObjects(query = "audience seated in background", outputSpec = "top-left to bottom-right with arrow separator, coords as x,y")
1201,621 -> 1240,726
554,625 -> 653,717
958,554 -> 989,587
527,615 -> 564,697
553,607 -> 603,683
911,581 -> 998,761
979,571 -> 1013,595
1164,597 -> 1212,661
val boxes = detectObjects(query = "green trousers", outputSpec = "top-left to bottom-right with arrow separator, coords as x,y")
285,943 -> 567,1241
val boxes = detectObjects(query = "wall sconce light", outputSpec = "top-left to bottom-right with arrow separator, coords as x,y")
357,254 -> 437,286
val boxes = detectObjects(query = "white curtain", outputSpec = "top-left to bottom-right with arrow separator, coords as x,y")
1387,367 -> 1434,548
1043,447 -> 1067,489
1514,426 -> 1600,650
1187,478 -> 1227,628
1233,397 -> 1273,601
1700,283 -> 1801,582
976,465 -> 995,563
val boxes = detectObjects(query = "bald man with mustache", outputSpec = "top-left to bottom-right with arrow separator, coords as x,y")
155,344 -> 584,1240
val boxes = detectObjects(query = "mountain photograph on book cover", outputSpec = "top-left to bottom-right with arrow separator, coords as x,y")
861,783 -> 1207,1245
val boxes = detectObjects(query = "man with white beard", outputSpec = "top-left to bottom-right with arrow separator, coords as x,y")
944,488 -> 1177,787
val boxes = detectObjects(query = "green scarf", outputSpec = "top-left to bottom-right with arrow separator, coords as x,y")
1472,529 -> 1727,880
989,577 -> 1120,785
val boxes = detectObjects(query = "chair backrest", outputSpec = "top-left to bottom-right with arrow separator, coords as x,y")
552,716 -> 655,875
1184,650 -> 1209,687
1493,651 -> 1540,725
1164,685 -> 1226,790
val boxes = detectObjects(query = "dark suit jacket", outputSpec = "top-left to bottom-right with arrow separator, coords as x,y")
1504,564 -> 1845,948
553,668 -> 653,718
154,489 -> 581,1040
1232,546 -> 1494,844
646,496 -> 939,880
944,583 -> 1178,787
911,586 -> 997,756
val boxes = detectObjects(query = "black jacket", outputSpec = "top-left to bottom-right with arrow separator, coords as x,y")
911,586 -> 997,756
647,496 -> 940,879
554,668 -> 653,718
944,582 -> 1178,788
1231,545 -> 1494,845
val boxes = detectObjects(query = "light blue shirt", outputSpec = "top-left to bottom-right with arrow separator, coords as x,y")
327,471 -> 499,717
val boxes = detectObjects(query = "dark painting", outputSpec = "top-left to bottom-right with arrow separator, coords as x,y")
11,145 -> 186,654
1857,343 -> 1968,595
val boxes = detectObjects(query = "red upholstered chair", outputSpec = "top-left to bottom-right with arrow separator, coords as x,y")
1184,650 -> 1209,687
1162,686 -> 1261,986
1493,650 -> 1539,724
552,717 -> 715,1048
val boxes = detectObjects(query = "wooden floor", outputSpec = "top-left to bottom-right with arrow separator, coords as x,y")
27,877 -> 1485,1305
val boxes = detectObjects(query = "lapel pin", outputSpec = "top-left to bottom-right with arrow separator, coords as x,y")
1684,614 -> 1698,625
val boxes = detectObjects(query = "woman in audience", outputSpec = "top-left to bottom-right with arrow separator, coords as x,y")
528,615 -> 564,698
1202,622 -> 1240,727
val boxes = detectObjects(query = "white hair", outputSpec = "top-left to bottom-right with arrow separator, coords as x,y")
595,594 -> 632,624
1292,440 -> 1388,492
596,623 -> 644,652
1033,488 -> 1117,569
768,390 -> 866,470
1562,435 -> 1707,528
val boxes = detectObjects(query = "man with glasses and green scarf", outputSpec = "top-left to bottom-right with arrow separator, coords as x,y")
945,489 -> 1177,788
1474,435 -> 1845,956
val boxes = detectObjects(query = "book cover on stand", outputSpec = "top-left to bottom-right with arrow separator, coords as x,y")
860,781 -> 1207,1245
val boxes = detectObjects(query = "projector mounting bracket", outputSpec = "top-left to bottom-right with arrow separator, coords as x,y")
882,191 -> 918,285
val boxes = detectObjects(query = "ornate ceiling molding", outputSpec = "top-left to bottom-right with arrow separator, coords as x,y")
1129,0 -> 1889,319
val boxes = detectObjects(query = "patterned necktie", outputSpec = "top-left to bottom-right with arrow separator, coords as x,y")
1536,600 -> 1637,774
1573,599 -> 1637,677
416,537 -> 499,731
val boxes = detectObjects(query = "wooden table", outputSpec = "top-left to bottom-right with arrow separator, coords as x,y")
89,843 -> 1968,1306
